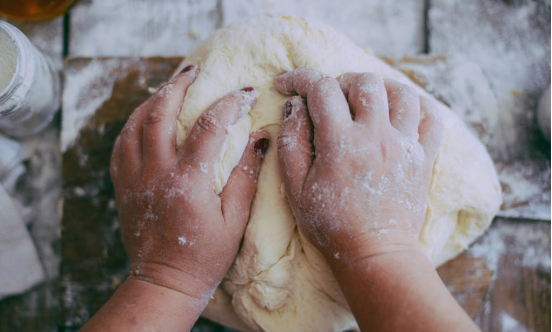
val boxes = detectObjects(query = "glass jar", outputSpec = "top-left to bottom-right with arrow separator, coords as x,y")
0,20 -> 60,137
0,0 -> 77,21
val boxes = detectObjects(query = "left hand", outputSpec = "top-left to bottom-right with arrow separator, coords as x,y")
110,64 -> 269,303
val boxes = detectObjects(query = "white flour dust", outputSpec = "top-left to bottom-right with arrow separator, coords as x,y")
469,220 -> 550,273
0,30 -> 17,94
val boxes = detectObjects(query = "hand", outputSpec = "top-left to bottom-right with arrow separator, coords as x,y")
110,65 -> 269,302
275,69 -> 444,269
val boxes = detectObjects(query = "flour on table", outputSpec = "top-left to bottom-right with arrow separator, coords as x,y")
172,16 -> 501,332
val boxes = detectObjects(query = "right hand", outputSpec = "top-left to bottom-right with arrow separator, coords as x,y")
275,69 -> 444,269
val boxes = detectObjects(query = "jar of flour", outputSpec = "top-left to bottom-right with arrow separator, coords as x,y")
0,20 -> 60,137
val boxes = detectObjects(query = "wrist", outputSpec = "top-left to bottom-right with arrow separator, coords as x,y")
328,241 -> 422,276
128,261 -> 218,303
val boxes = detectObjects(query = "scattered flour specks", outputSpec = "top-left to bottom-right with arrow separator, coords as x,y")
62,60 -> 118,152
500,312 -> 528,332
469,220 -> 550,274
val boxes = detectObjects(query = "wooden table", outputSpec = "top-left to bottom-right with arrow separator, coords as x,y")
0,1 -> 549,331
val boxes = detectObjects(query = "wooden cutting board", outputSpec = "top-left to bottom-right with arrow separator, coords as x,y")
60,57 -> 492,329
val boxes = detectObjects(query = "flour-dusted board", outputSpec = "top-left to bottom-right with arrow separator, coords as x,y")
59,57 -> 550,331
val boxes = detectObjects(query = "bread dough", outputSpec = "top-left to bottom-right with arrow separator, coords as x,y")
174,16 -> 502,332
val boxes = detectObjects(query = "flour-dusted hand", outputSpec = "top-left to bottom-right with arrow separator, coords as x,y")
275,69 -> 444,268
110,65 -> 269,304
275,69 -> 480,332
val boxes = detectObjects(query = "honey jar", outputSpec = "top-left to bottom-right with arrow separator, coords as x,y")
0,0 -> 76,21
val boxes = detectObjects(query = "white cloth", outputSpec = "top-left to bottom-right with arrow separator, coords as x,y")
0,135 -> 44,299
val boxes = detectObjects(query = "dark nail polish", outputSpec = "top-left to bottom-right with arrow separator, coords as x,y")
254,138 -> 269,156
284,101 -> 293,119
180,65 -> 194,74
241,87 -> 254,92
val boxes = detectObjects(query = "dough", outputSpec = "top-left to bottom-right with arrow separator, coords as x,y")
174,16 -> 502,332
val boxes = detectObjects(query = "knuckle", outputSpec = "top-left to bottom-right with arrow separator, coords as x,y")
196,113 -> 223,134
143,108 -> 166,126
357,72 -> 382,85
310,77 -> 336,96
277,132 -> 300,150
119,134 -> 135,153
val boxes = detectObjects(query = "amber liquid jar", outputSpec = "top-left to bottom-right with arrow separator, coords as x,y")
0,0 -> 76,21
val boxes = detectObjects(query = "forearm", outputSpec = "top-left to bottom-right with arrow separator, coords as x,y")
333,249 -> 480,332
80,277 -> 209,332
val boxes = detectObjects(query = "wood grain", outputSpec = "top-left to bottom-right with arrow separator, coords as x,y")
474,218 -> 551,332
437,252 -> 494,319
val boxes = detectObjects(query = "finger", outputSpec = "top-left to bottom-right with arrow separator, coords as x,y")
274,68 -> 325,96
336,72 -> 389,126
275,69 -> 351,135
118,97 -> 155,172
143,65 -> 199,164
220,131 -> 269,234
418,96 -> 445,162
277,96 -> 314,201
384,79 -> 420,138
182,88 -> 257,169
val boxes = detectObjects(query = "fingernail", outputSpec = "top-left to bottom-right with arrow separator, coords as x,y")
283,101 -> 293,119
180,65 -> 195,74
241,87 -> 254,92
254,138 -> 269,156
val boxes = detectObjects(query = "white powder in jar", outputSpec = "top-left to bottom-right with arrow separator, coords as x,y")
0,31 -> 17,94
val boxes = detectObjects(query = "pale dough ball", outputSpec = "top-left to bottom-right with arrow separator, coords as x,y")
537,85 -> 551,142
174,16 -> 502,332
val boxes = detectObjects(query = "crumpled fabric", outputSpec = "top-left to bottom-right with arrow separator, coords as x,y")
0,134 -> 44,300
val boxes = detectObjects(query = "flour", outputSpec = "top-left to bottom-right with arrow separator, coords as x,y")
496,160 -> 551,220
0,21 -> 60,137
70,0 -> 218,57
62,60 -> 117,152
0,30 -> 17,94
62,59 -> 151,152
500,312 -> 528,332
469,220 -> 550,273
429,0 -> 550,161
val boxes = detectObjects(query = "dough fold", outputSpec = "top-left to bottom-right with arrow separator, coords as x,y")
174,16 -> 502,332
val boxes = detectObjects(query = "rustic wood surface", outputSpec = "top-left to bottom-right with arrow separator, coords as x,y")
0,1 -> 549,331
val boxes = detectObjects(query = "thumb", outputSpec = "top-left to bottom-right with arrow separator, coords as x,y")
220,131 -> 270,234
